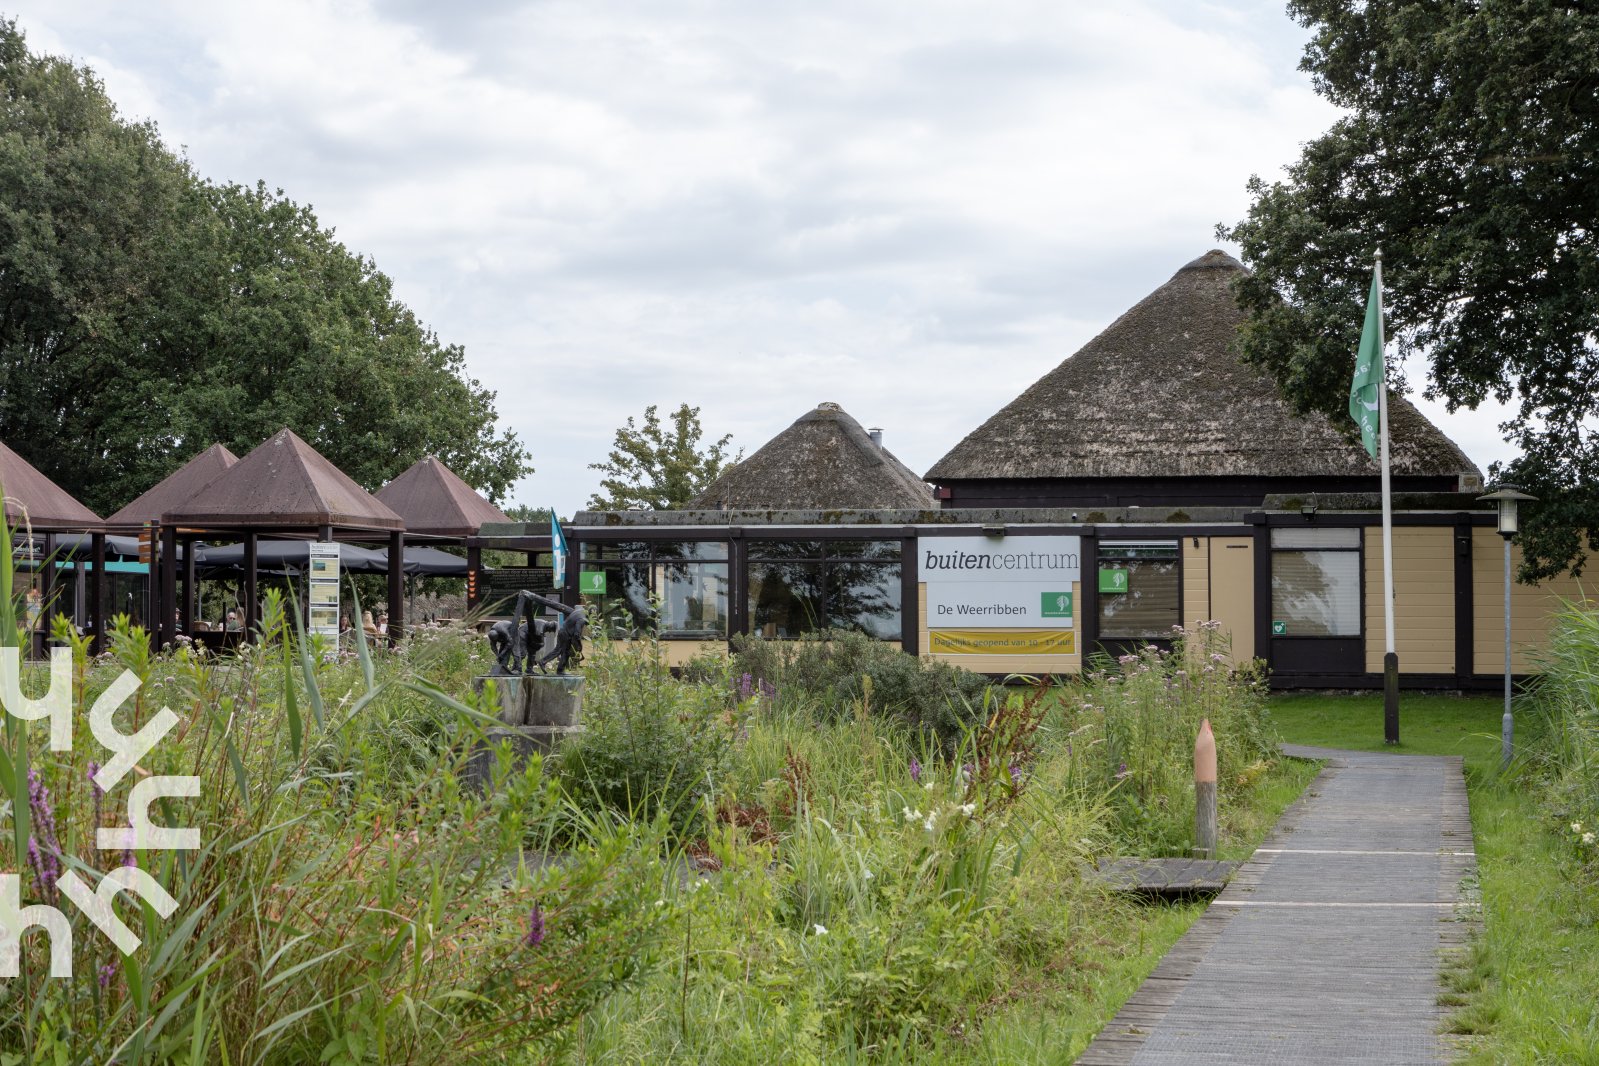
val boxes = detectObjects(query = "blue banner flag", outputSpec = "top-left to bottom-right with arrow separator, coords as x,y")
550,512 -> 567,586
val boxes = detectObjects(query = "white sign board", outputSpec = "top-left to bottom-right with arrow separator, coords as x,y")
306,541 -> 341,641
921,536 -> 1081,629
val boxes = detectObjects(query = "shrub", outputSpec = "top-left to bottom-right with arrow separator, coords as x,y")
731,629 -> 990,743
558,631 -> 744,837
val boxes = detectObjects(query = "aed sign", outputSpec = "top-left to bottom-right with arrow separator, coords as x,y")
922,536 -> 1080,630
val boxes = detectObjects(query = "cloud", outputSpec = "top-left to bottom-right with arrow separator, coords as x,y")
5,0 -> 1517,511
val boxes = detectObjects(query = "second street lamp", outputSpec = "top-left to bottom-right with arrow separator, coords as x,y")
1477,484 -> 1537,769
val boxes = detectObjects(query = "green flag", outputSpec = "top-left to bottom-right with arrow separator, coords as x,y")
1348,268 -> 1383,458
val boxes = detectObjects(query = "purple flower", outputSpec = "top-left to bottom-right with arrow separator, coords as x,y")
26,770 -> 61,903
99,961 -> 118,989
909,757 -> 922,783
737,673 -> 755,701
524,904 -> 546,948
1008,762 -> 1023,787
1114,761 -> 1131,781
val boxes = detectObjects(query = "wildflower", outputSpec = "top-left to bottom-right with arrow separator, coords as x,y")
1008,762 -> 1023,786
812,924 -> 827,936
98,961 -> 118,989
902,806 -> 923,823
909,756 -> 922,783
1209,653 -> 1227,663
862,868 -> 874,881
523,904 -> 546,948
923,813 -> 937,832
1585,833 -> 1596,847
960,762 -> 974,785
1117,654 -> 1139,666
1572,822 -> 1584,834
1114,762 -> 1131,781
958,803 -> 976,817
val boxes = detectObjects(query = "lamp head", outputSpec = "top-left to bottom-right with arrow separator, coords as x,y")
1476,484 -> 1537,537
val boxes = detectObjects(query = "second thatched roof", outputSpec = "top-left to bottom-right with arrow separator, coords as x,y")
688,403 -> 933,510
926,250 -> 1479,483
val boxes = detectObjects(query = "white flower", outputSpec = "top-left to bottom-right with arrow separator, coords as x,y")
1584,832 -> 1595,846
812,924 -> 827,936
923,813 -> 937,832
958,803 -> 976,817
1572,821 -> 1584,834
863,869 -> 874,881
902,806 -> 923,823
923,781 -> 936,791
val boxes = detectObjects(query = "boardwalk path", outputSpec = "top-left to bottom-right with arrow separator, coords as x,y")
1078,745 -> 1478,1065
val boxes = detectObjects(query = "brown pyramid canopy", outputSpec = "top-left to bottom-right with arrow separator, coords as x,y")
105,444 -> 238,530
926,250 -> 1479,482
689,403 -> 933,510
164,428 -> 403,530
0,439 -> 103,530
375,456 -> 510,536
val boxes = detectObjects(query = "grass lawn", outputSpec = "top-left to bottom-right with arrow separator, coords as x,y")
1272,691 -> 1599,1063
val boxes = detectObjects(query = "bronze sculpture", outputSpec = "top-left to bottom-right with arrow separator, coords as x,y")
486,591 -> 586,675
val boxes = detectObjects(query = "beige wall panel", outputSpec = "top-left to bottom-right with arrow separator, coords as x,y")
1207,537 -> 1255,663
919,582 -> 1082,674
1365,527 -> 1455,674
1473,529 -> 1594,674
1182,538 -> 1210,629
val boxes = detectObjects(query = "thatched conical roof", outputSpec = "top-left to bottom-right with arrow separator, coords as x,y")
689,403 -> 933,510
0,439 -> 103,530
376,456 -> 509,536
105,443 -> 238,530
926,250 -> 1479,482
164,428 -> 403,531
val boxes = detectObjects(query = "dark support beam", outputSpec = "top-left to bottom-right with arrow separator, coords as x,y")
387,531 -> 404,646
160,525 -> 179,649
465,544 -> 482,611
90,532 -> 106,655
244,532 -> 259,633
899,535 -> 919,656
182,535 -> 197,634
39,532 -> 56,649
1080,532 -> 1099,658
1252,518 -> 1272,673
1454,517 -> 1474,687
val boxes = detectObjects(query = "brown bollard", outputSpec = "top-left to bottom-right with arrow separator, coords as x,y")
1195,718 -> 1217,860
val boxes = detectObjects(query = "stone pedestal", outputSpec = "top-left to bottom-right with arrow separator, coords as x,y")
466,674 -> 585,791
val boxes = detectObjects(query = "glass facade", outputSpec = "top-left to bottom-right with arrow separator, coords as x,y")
581,541 -> 730,639
1270,527 -> 1361,637
1097,541 -> 1181,640
747,539 -> 901,640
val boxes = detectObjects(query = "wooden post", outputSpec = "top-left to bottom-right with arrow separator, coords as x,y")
1195,718 -> 1217,859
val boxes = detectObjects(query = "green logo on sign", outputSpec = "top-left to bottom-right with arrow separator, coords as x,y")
1098,568 -> 1129,593
1040,591 -> 1073,618
1272,620 -> 1287,636
580,571 -> 607,596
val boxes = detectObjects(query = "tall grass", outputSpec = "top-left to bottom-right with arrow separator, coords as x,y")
1528,602 -> 1599,829
0,527 -> 672,1063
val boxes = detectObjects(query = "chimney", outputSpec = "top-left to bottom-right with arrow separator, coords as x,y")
867,427 -> 883,449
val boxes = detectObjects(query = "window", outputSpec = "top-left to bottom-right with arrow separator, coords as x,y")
748,539 -> 901,640
1098,541 -> 1180,639
580,541 -> 729,638
1270,527 -> 1361,637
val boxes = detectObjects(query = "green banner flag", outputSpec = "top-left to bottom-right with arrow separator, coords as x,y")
1348,268 -> 1383,458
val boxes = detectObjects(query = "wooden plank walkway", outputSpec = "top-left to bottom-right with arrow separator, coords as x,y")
1077,745 -> 1479,1065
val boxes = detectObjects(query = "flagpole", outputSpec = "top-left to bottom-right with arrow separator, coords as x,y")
1376,248 -> 1399,744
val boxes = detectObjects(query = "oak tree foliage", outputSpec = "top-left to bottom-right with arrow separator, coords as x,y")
587,404 -> 740,511
0,21 -> 529,514
1220,0 -> 1599,578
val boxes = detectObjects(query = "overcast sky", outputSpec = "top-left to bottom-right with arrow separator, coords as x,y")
7,1 -> 1517,514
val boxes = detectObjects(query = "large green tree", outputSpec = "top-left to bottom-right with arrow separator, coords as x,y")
1221,0 -> 1599,578
587,403 -> 739,511
0,21 -> 529,513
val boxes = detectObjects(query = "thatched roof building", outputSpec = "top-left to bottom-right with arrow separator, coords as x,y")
376,456 -> 509,537
688,402 -> 933,510
105,443 -> 238,530
926,250 -> 1480,508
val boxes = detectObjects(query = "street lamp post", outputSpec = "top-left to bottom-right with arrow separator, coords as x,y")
1477,485 -> 1536,770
